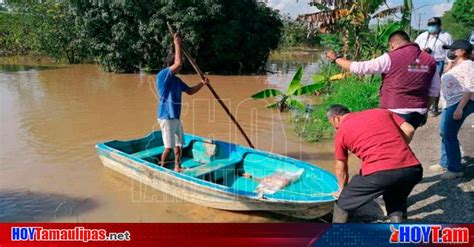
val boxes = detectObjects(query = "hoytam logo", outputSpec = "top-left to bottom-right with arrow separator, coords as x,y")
390,225 -> 469,244
11,227 -> 131,242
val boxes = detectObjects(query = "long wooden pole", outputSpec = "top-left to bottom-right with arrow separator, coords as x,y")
166,22 -> 255,148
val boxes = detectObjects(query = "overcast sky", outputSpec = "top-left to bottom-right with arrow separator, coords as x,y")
267,0 -> 454,29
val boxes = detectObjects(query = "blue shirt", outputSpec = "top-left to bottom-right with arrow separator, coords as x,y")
157,68 -> 190,119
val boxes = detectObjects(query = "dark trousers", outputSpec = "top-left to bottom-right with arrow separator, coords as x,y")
336,165 -> 423,217
396,112 -> 427,129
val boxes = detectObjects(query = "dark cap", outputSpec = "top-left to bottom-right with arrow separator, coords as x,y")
443,40 -> 472,54
427,17 -> 441,25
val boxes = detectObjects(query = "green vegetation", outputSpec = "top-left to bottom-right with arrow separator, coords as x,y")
1,0 -> 282,74
441,0 -> 473,40
251,66 -> 325,112
290,68 -> 381,142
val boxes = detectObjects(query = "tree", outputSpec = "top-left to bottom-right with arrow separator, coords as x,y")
279,15 -> 320,47
3,0 -> 90,63
441,0 -> 473,40
34,2 -> 90,64
74,0 -> 282,73
298,0 -> 412,60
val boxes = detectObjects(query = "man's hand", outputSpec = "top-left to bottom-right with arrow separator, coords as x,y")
332,188 -> 342,199
201,77 -> 210,85
453,108 -> 463,120
326,50 -> 337,61
173,33 -> 181,46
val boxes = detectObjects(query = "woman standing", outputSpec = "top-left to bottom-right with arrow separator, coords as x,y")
435,40 -> 473,180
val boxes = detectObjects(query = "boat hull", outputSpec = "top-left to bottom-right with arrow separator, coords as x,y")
97,149 -> 334,219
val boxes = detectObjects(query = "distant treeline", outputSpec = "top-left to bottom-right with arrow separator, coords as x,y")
278,15 -> 321,48
0,0 -> 283,74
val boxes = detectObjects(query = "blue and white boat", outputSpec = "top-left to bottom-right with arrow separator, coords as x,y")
95,131 -> 338,219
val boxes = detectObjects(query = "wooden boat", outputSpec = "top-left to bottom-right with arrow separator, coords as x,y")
95,131 -> 338,219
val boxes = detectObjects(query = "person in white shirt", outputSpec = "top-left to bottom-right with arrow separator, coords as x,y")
415,17 -> 453,116
430,40 -> 473,180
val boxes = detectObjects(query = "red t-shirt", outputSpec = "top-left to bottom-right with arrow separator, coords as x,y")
334,109 -> 420,175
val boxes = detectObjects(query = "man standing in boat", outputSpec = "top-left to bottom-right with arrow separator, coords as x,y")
326,30 -> 440,133
327,105 -> 423,223
157,33 -> 209,172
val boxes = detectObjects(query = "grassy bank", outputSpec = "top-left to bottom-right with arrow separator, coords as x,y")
290,68 -> 381,142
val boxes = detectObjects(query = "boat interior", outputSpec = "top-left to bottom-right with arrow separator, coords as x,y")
102,132 -> 336,200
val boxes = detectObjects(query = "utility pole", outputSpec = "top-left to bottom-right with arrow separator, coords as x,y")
417,12 -> 426,34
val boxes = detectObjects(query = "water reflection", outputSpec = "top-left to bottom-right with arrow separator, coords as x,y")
0,64 -> 62,73
266,49 -> 323,90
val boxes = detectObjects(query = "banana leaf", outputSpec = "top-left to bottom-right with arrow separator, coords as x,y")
251,89 -> 282,99
292,82 -> 325,96
285,98 -> 306,111
313,74 -> 325,83
378,22 -> 401,44
286,66 -> 304,96
265,102 -> 279,108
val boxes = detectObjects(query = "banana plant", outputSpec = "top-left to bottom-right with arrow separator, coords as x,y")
251,66 -> 325,112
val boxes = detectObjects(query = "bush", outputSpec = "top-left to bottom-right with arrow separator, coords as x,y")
290,74 -> 381,142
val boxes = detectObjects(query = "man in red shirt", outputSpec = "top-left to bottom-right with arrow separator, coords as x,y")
327,105 -> 423,223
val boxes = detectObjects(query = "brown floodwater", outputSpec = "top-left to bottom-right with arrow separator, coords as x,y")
0,52 -> 344,222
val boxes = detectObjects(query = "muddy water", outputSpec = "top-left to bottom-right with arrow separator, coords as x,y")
0,52 -> 340,222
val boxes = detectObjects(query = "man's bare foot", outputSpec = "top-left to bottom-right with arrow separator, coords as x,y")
174,165 -> 185,173
174,167 -> 186,173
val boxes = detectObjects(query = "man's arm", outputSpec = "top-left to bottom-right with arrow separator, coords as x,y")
391,112 -> 415,144
334,159 -> 348,198
399,122 -> 415,144
326,50 -> 391,75
387,111 -> 415,144
169,34 -> 182,74
185,77 -> 210,95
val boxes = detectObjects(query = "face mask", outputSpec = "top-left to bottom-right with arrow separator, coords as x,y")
427,25 -> 439,33
447,50 -> 457,60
